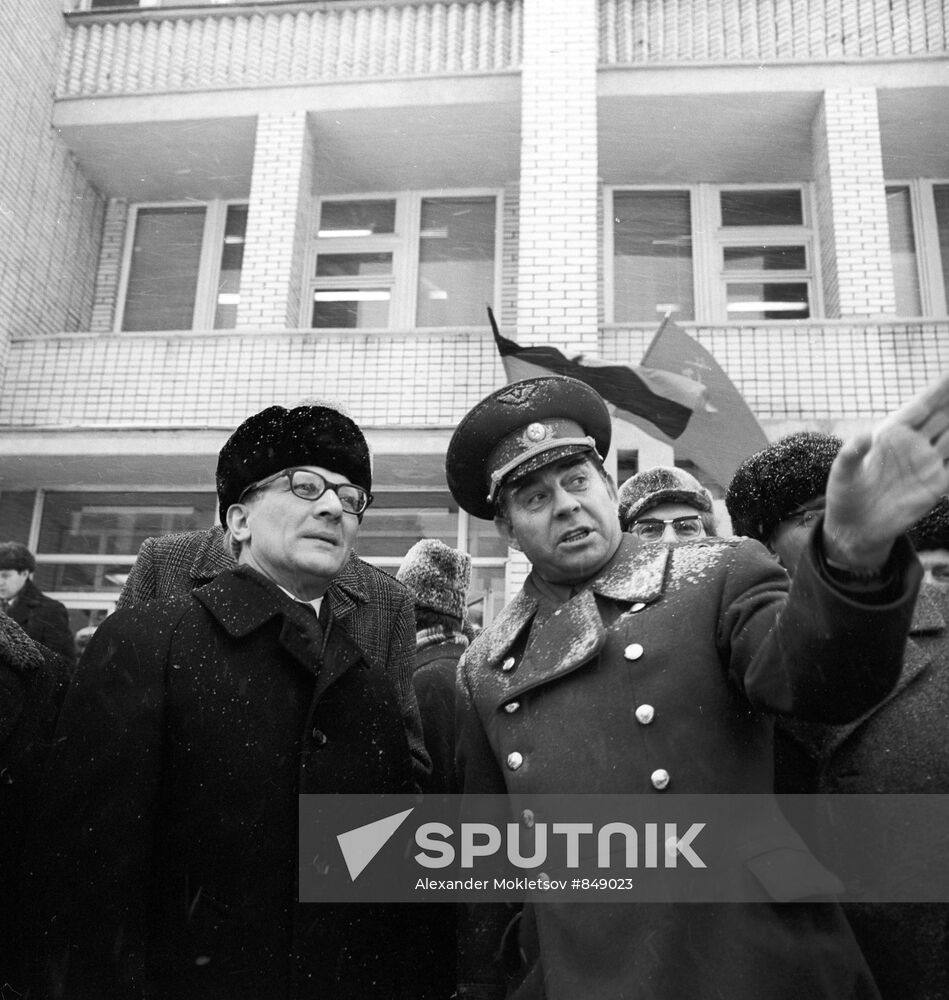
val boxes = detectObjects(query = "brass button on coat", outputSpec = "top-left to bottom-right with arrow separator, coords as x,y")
507,751 -> 524,771
630,602 -> 646,613
501,656 -> 516,672
635,704 -> 655,725
504,701 -> 520,714
650,768 -> 670,790
624,643 -> 644,661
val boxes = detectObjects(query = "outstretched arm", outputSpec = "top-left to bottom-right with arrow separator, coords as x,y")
824,371 -> 949,570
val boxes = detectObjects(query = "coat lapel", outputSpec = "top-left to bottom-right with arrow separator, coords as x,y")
194,567 -> 319,674
481,538 -> 669,705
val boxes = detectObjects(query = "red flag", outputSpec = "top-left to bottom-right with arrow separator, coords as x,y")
489,310 -> 707,440
639,316 -> 769,486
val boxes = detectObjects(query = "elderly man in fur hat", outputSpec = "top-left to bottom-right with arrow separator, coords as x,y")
447,371 -> 949,1000
617,465 -> 719,540
21,404 -> 428,1000
727,436 -> 949,1000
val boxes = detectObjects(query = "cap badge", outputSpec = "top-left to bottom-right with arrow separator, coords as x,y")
524,422 -> 550,444
496,382 -> 539,407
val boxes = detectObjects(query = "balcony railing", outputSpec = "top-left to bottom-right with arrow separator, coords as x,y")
59,0 -> 523,97
3,321 -> 948,429
599,0 -> 949,65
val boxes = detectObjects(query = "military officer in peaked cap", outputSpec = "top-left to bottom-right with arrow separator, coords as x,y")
447,372 -> 949,1000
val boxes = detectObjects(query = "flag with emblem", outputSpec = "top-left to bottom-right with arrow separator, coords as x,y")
489,309 -> 706,440
638,315 -> 769,485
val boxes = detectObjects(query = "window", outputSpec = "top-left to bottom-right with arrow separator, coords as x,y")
119,202 -> 246,331
612,191 -> 694,322
309,192 -> 499,330
608,185 -> 816,323
886,181 -> 949,317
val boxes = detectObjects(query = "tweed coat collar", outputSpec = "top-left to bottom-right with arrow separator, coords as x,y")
466,536 -> 668,702
189,525 -> 237,584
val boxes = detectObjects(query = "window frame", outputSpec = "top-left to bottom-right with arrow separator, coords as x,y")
115,199 -> 248,333
887,178 -> 949,318
604,183 -> 820,324
306,189 -> 503,331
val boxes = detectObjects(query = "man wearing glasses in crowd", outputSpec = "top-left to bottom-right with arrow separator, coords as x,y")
617,465 -> 719,542
21,403 -> 428,1000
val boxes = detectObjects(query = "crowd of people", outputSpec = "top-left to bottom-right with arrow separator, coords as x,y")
1,370 -> 948,999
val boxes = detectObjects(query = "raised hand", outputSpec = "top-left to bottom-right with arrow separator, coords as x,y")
823,371 -> 949,569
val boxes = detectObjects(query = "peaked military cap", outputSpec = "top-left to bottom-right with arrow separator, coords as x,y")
446,376 -> 612,520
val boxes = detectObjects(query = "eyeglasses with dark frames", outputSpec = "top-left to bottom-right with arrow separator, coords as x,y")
630,515 -> 704,541
239,468 -> 373,515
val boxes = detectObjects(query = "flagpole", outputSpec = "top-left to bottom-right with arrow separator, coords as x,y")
643,311 -> 673,360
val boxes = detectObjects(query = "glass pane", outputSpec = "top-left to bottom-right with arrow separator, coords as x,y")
213,204 -> 247,330
0,491 -> 36,545
37,492 -> 217,557
720,190 -> 803,227
467,565 -> 506,632
34,562 -> 140,595
312,289 -> 390,328
723,246 -> 807,271
316,253 -> 393,277
355,492 -> 459,559
416,197 -> 496,327
466,518 -> 508,559
318,200 -> 396,237
887,186 -> 922,316
122,207 -> 205,331
932,184 -> 949,311
613,191 -> 694,322
726,282 -> 810,320
34,491 -> 217,594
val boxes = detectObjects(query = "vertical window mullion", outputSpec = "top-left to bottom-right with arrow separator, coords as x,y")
693,184 -> 720,322
192,201 -> 224,330
396,193 -> 421,330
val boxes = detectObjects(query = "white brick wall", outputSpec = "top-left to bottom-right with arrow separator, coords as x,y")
812,88 -> 896,318
516,0 -> 599,353
237,112 -> 313,330
0,0 -> 103,362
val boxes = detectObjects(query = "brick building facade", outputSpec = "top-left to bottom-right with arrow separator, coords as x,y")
1,0 -> 948,632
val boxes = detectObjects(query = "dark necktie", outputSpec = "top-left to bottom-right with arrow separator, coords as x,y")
295,601 -> 325,657
0,599 -> 9,615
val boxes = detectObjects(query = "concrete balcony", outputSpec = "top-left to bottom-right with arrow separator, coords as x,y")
2,320 -> 946,436
59,0 -> 523,99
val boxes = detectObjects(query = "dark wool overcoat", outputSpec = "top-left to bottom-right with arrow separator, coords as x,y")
456,533 -> 920,1000
0,615 -> 69,991
8,578 -> 76,664
777,581 -> 949,1000
24,565 -> 427,1000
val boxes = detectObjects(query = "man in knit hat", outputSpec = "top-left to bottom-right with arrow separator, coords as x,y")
617,465 -> 718,541
395,538 -> 472,1000
727,437 -> 949,1000
446,370 -> 949,1000
396,538 -> 471,795
21,403 -> 428,1000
